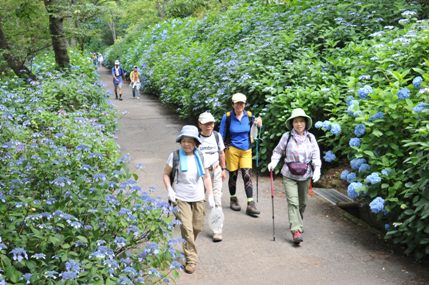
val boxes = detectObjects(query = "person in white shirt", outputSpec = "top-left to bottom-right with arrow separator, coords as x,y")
163,125 -> 214,274
198,112 -> 227,242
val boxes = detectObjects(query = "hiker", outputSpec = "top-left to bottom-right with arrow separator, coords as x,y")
163,125 -> 215,274
91,52 -> 97,68
267,108 -> 321,245
219,92 -> 262,217
97,53 -> 104,67
197,112 -> 227,242
112,60 -> 125,100
129,66 -> 141,99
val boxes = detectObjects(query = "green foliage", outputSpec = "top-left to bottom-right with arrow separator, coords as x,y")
0,53 -> 181,283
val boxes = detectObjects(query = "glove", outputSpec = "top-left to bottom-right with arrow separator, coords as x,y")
312,168 -> 321,183
207,193 -> 215,208
267,161 -> 278,171
168,187 -> 176,203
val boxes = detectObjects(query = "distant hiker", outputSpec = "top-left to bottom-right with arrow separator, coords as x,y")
163,125 -> 215,274
197,112 -> 226,242
112,60 -> 125,100
91,52 -> 97,68
267,108 -> 321,245
97,53 -> 104,67
219,93 -> 262,217
129,66 -> 141,99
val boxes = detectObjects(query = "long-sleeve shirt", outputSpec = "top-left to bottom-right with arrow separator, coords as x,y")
270,131 -> 321,181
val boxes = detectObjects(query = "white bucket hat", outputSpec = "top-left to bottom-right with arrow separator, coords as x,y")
286,108 -> 313,130
114,60 -> 120,65
176,125 -> 201,144
232,93 -> 247,103
198,112 -> 216,124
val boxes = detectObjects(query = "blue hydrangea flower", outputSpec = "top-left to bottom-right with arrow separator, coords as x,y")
369,111 -> 384,121
369,196 -> 385,213
314,121 -> 323,129
358,163 -> 370,173
115,237 -> 126,248
412,76 -> 423,89
346,172 -> 357,183
347,182 -> 363,199
381,168 -> 392,176
354,124 -> 366,137
330,123 -> 341,136
413,102 -> 428,113
10,248 -> 28,262
340,170 -> 350,180
324,151 -> 336,162
61,271 -> 78,280
321,120 -> 331,130
358,85 -> 373,99
349,137 -> 361,147
366,172 -> 381,184
350,158 -> 366,170
345,96 -> 355,106
397,87 -> 410,100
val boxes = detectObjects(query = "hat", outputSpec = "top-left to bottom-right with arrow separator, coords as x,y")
286,108 -> 313,130
232,93 -> 247,103
176,125 -> 201,144
134,66 -> 138,68
198,112 -> 215,124
114,60 -> 120,65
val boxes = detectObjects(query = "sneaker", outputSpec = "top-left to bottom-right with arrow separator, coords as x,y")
213,233 -> 223,242
136,97 -> 140,99
246,201 -> 260,217
184,263 -> 196,274
292,230 -> 303,245
119,97 -> 123,101
230,197 -> 241,211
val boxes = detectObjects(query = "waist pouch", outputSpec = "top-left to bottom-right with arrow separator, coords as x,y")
286,162 -> 309,176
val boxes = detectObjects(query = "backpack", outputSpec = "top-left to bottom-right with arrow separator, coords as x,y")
170,149 -> 205,185
224,110 -> 253,146
199,130 -> 221,152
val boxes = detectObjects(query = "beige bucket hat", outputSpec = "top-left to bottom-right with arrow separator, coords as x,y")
286,108 -> 313,130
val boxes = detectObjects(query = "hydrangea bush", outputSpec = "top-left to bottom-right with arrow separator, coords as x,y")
0,53 -> 181,283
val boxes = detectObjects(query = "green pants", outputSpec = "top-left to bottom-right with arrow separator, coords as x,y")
175,199 -> 206,265
282,177 -> 311,232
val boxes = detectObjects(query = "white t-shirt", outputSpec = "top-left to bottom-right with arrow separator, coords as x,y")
198,132 -> 225,167
167,152 -> 210,202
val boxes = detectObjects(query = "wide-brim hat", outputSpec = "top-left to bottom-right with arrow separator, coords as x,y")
232,93 -> 247,103
176,125 -> 201,145
198,112 -> 215,124
286,108 -> 313,130
114,60 -> 120,65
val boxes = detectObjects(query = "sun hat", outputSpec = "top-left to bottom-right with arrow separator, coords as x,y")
134,66 -> 138,68
176,125 -> 201,144
286,108 -> 313,130
114,60 -> 120,65
232,93 -> 247,103
198,112 -> 216,124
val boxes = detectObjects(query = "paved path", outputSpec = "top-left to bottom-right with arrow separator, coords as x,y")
99,67 -> 429,285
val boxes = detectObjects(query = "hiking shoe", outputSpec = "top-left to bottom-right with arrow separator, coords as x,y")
246,201 -> 260,217
230,197 -> 241,211
184,263 -> 196,274
292,230 -> 303,245
119,97 -> 123,101
213,233 -> 223,242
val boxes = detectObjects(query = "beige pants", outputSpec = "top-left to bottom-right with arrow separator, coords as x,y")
175,199 -> 206,265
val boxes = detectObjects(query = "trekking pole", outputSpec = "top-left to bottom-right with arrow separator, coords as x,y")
255,126 -> 260,202
270,170 -> 276,241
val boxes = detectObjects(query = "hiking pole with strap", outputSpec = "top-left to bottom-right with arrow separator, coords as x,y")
270,170 -> 276,241
251,124 -> 261,202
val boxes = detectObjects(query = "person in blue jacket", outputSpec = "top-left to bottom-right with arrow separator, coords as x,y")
112,60 -> 125,100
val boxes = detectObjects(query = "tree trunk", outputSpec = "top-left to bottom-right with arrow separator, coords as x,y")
0,17 -> 36,80
43,0 -> 70,68
109,11 -> 116,43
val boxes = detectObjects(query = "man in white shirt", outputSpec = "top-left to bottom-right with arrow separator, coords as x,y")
198,112 -> 227,242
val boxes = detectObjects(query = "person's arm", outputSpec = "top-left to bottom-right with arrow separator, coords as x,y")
163,164 -> 173,191
219,150 -> 227,180
129,71 -> 134,82
203,169 -> 215,207
219,114 -> 227,141
268,133 -> 288,171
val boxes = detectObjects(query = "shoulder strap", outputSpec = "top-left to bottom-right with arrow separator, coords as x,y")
170,149 -> 180,185
284,132 -> 312,157
213,130 -> 221,152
